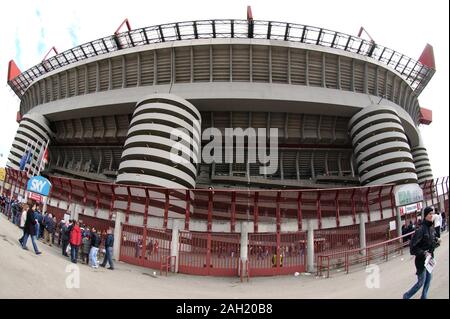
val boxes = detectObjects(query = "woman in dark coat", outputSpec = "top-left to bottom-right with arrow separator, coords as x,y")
22,202 -> 41,254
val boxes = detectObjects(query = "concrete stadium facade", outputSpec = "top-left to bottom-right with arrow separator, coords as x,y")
4,18 -> 445,276
7,23 -> 435,188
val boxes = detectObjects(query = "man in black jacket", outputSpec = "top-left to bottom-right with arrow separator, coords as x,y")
61,221 -> 70,257
21,202 -> 42,255
100,228 -> 114,270
403,206 -> 438,299
89,228 -> 101,268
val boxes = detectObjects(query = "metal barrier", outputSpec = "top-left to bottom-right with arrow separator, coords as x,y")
365,217 -> 397,245
178,231 -> 240,276
314,224 -> 360,255
160,256 -> 177,276
317,231 -> 413,278
248,231 -> 306,276
78,214 -> 115,233
119,223 -> 172,270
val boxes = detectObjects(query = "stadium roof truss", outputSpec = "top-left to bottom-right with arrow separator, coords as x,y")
8,19 -> 435,98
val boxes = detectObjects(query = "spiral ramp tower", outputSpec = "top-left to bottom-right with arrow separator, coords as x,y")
7,113 -> 53,173
116,94 -> 201,189
411,142 -> 433,184
349,105 -> 418,186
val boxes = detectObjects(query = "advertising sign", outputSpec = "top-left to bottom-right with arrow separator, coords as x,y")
26,175 -> 52,196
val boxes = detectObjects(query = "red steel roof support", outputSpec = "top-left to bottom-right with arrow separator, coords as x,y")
253,192 -> 259,233
378,187 -> 383,220
389,185 -> 396,218
365,187 -> 371,223
108,185 -> 115,221
317,191 -> 322,229
94,183 -> 101,218
297,192 -> 303,231
231,191 -> 236,232
351,188 -> 357,224
163,189 -> 169,229
276,192 -> 281,233
125,186 -> 131,224
184,190 -> 191,231
335,190 -> 340,228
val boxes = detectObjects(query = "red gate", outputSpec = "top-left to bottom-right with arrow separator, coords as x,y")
248,231 -> 306,276
142,228 -> 172,270
178,231 -> 240,276
120,224 -> 172,270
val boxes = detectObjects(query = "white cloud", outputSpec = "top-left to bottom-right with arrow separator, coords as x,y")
0,0 -> 448,178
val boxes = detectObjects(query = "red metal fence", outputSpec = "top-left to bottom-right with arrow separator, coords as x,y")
365,217 -> 397,245
2,168 -> 448,233
317,231 -> 413,278
178,231 -> 240,276
120,223 -> 172,270
248,231 -> 306,276
1,168 -> 449,278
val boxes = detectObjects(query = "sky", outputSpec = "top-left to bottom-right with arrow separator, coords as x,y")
0,0 -> 448,178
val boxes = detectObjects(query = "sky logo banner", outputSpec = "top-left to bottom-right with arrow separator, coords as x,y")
27,175 -> 52,196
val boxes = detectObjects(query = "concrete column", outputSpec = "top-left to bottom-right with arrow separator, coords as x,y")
396,206 -> 402,238
239,221 -> 249,276
113,210 -> 125,261
42,196 -> 48,214
170,219 -> 183,273
306,219 -> 315,273
359,213 -> 366,255
71,203 -> 79,221
240,221 -> 249,260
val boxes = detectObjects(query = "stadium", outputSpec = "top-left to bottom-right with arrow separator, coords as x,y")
1,9 -> 448,277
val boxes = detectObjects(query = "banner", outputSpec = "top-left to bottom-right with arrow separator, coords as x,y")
26,175 -> 52,196
394,183 -> 423,206
0,168 -> 5,181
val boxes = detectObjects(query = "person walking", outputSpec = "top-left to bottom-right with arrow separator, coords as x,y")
18,204 -> 29,245
89,228 -> 101,268
81,234 -> 91,264
433,211 -> 442,240
21,202 -> 42,255
69,220 -> 82,263
58,219 -> 65,246
51,217 -> 57,245
61,221 -> 70,257
100,228 -> 114,270
403,206 -> 438,299
43,213 -> 54,246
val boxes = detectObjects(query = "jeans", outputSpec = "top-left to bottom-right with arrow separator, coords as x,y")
22,233 -> 40,254
70,245 -> 79,263
19,228 -> 26,244
101,247 -> 114,268
35,224 -> 40,240
403,269 -> 432,299
89,247 -> 99,267
62,240 -> 69,256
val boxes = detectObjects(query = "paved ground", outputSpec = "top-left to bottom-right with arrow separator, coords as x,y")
0,213 -> 448,299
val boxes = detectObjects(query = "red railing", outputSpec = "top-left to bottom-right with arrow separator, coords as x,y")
2,168 -> 449,233
160,256 -> 177,276
317,231 -> 414,278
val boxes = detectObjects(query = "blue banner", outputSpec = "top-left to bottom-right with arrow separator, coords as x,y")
27,175 -> 52,196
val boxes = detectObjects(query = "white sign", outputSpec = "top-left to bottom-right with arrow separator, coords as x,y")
405,203 -> 419,214
64,213 -> 71,222
394,183 -> 424,206
389,220 -> 396,231
425,255 -> 436,273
